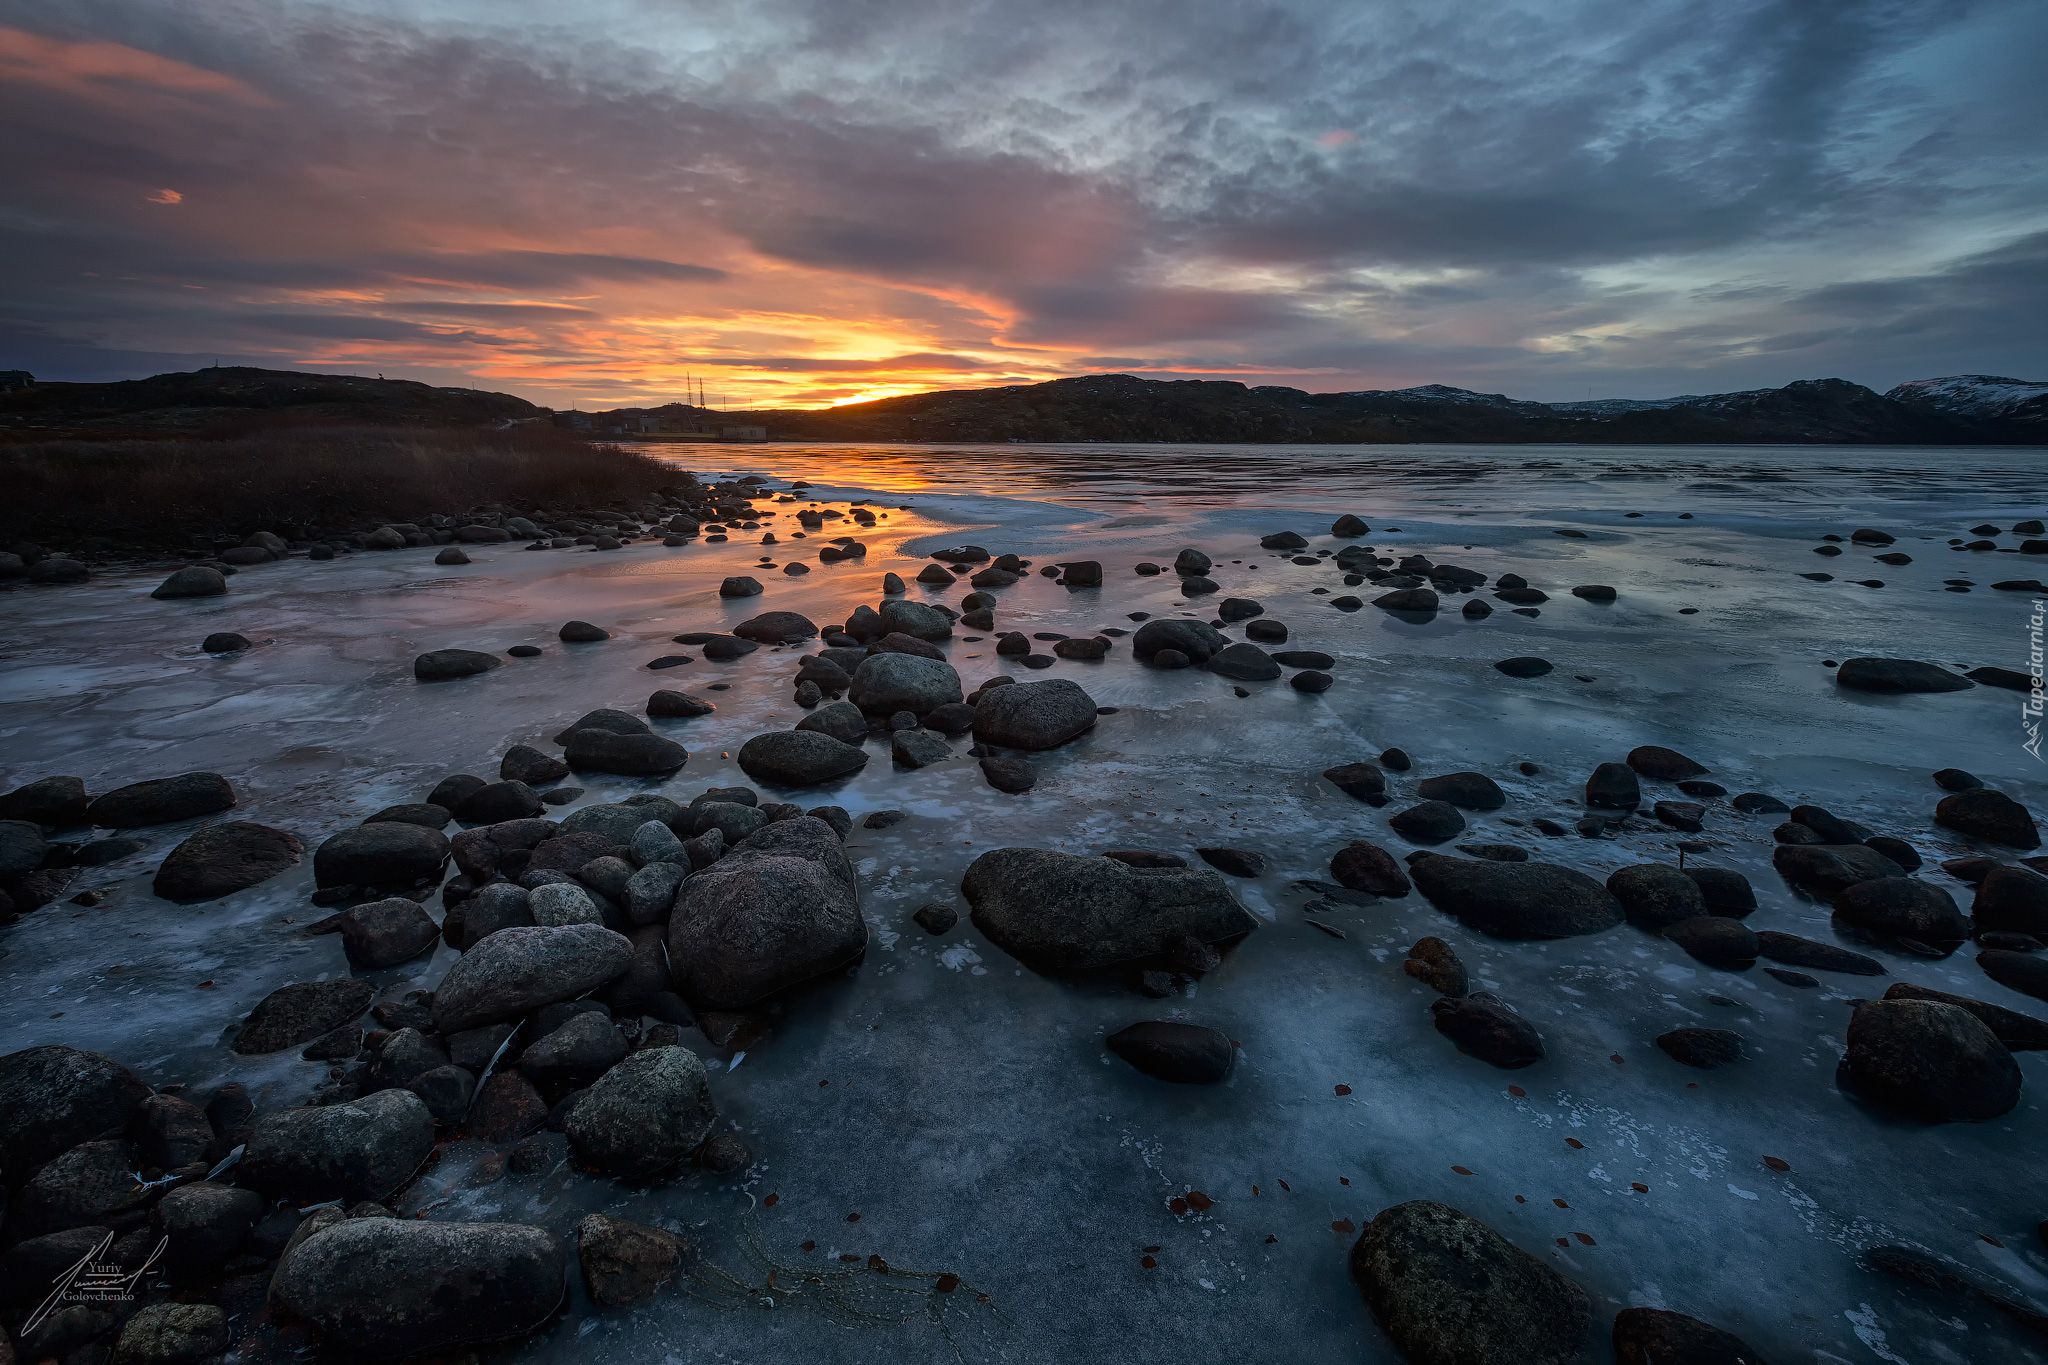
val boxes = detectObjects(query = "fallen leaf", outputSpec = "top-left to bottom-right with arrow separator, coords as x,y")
1334,1084 -> 1352,1096
1515,1195 -> 1527,1204
1339,1177 -> 1350,1186
1252,1185 -> 1260,1196
1452,1166 -> 1474,1176
1564,1138 -> 1584,1150
800,1240 -> 816,1251
197,980 -> 215,989
1264,1234 -> 1277,1243
1981,1234 -> 2005,1248
846,1212 -> 861,1222
1610,1054 -> 1624,1064
1508,1085 -> 1526,1097
1554,1199 -> 1570,1209
763,1194 -> 779,1207
1556,1237 -> 1569,1247
868,1254 -> 888,1272
1168,1197 -> 1189,1215
1575,1233 -> 1597,1246
1331,1220 -> 1355,1234
1186,1191 -> 1214,1212
935,1273 -> 960,1292
1631,1183 -> 1648,1194
839,1253 -> 860,1263
1761,1156 -> 1790,1173
1140,1255 -> 1157,1269
1278,1180 -> 1291,1192
1143,1246 -> 1160,1253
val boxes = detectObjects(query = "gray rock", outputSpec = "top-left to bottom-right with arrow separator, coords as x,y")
973,678 -> 1098,749
1133,618 -> 1227,665
1772,843 -> 1907,895
110,1303 -> 229,1364
0,1045 -> 153,1171
1412,859 -> 1624,938
339,897 -> 442,968
414,648 -> 501,681
152,820 -> 303,902
624,861 -> 687,925
1834,878 -> 1969,942
878,599 -> 954,640
86,772 -> 236,829
1655,1027 -> 1744,1069
132,1093 -> 214,1170
1606,863 -> 1707,931
559,801 -> 656,844
564,727 -> 688,775
151,565 -> 228,599
736,730 -> 869,787
234,978 -> 376,1055
1106,1021 -> 1234,1083
529,881 -> 601,926
565,1046 -> 718,1177
668,817 -> 864,1010
12,1140 -> 153,1237
849,653 -> 963,713
1350,1201 -> 1590,1365
963,848 -> 1258,971
578,1212 -> 686,1307
519,1013 -> 627,1087
629,820 -> 688,867
733,610 -> 817,643
892,727 -> 952,767
430,923 -> 634,1033
797,698 -> 870,744
314,821 -> 449,888
0,817 -> 48,876
240,1088 -> 436,1203
151,1181 -> 262,1275
1845,998 -> 2021,1121
455,882 -> 534,946
271,1217 -> 565,1357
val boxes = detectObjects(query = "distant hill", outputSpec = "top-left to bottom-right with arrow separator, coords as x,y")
0,366 -> 541,436
731,372 -> 2045,444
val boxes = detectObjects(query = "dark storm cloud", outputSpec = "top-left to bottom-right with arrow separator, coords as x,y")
0,0 -> 2039,396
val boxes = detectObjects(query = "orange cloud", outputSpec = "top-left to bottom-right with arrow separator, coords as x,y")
147,188 -> 182,204
0,27 -> 272,106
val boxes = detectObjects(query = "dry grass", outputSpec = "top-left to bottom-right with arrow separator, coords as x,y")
4,426 -> 688,547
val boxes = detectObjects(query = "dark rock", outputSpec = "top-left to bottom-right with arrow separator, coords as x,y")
1933,767 -> 1982,792
558,620 -> 611,643
1102,849 -> 1186,868
149,820 -> 303,902
1935,788 -> 2039,849
467,1071 -> 548,1142
1844,999 -> 2021,1121
1323,762 -> 1387,802
1492,655 -> 1553,678
700,633 -> 760,659
1979,948 -> 2048,1003
1885,982 -> 2048,1051
1663,916 -> 1759,968
1655,1027 -> 1743,1069
1053,635 -> 1110,660
235,978 -> 375,1055
667,818 -> 862,1010
849,652 -> 962,714
132,1092 -> 215,1171
736,730 -> 869,787
1375,587 -> 1440,611
974,677 -> 1097,749
1835,658 -> 1973,692
733,611 -> 817,644
366,802 -> 453,829
1417,772 -> 1505,810
718,575 -> 764,597
1754,930 -> 1885,976
892,727 -> 952,768
1388,800 -> 1466,844
1330,842 -> 1412,897
151,1180 -> 262,1276
1456,844 -> 1527,862
912,902 -> 958,935
453,780 -> 544,824
0,1046 -> 151,1172
878,599 -> 955,640
1653,800 -> 1706,832
415,648 -> 502,681
1218,597 -> 1264,622
1731,792 -> 1789,814
1612,1307 -> 1765,1365
1973,865 -> 2048,934
500,745 -> 570,786
564,727 -> 687,776
1585,763 -> 1641,811
314,821 -> 449,888
1627,745 -> 1707,779
698,1132 -> 751,1173
152,565 -> 228,598
578,1212 -> 685,1308
272,1217 -> 564,1357
1681,867 -> 1756,916
1404,936 -> 1466,995
1350,1201 -> 1588,1365
86,772 -> 235,829
1773,843 -> 1906,895
1608,864 -> 1708,930
1790,804 -> 1864,844
565,1045 -> 717,1177
1413,859 -> 1623,938
1863,835 -> 1921,871
1431,994 -> 1544,1068
963,848 -> 1257,971
1204,642 -> 1281,680
519,1012 -> 627,1087
1133,617 -> 1229,666
201,630 -> 252,653
1196,846 -> 1265,877
431,923 -> 633,1033
241,1088 -> 436,1202
1834,878 -> 1967,943
2,774 -> 90,827
1106,1021 -> 1234,1083
428,774 -> 490,810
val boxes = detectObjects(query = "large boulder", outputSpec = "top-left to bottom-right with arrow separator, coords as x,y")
1351,1201 -> 1590,1365
430,923 -> 633,1033
1431,995 -> 1544,1068
85,773 -> 235,829
1844,998 -> 2021,1121
271,1218 -> 565,1358
1884,982 -> 2048,1051
1133,618 -> 1228,666
0,818 -> 47,875
152,821 -> 303,902
338,897 -> 442,968
796,699 -> 869,744
1772,843 -> 1905,896
667,818 -> 863,1010
1204,643 -> 1281,681
848,654 -> 962,714
1833,878 -> 1968,943
313,822 -> 449,888
1606,863 -> 1706,931
151,565 -> 228,599
1835,658 -> 1973,692
1935,788 -> 2039,849
878,599 -> 954,640
1412,859 -> 1623,939
151,1182 -> 263,1275
2,774 -> 90,827
962,848 -> 1259,971
234,979 -> 376,1055
12,1140 -> 153,1237
1972,864 -> 2048,934
0,1045 -> 152,1171
111,1303 -> 230,1362
1330,841 -> 1411,897
973,678 -> 1099,750
564,1046 -> 718,1177
577,1213 -> 686,1308
732,611 -> 817,644
735,730 -> 869,788
1625,745 -> 1707,780
563,727 -> 687,775
239,1088 -> 436,1202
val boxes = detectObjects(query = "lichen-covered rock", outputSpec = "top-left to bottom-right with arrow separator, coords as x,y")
1412,859 -> 1623,939
667,817 -> 863,1010
430,923 -> 633,1033
564,1046 -> 717,1178
963,847 -> 1258,971
240,1088 -> 436,1203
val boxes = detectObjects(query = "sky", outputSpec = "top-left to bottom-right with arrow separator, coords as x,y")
2,0 -> 2043,409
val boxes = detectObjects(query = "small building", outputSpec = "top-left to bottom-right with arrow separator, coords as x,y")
720,424 -> 768,442
0,370 -> 32,392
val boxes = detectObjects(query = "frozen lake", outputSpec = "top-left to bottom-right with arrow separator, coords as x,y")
3,440 -> 2046,1363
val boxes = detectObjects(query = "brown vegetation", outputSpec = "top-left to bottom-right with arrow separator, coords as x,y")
4,425 -> 688,548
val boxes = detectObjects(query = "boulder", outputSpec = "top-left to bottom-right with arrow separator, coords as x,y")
1662,916 -> 1759,968
1351,1201 -> 1589,1365
414,648 -> 501,681
1374,588 -> 1440,612
1884,982 -> 2048,1051
1330,841 -> 1411,897
1133,618 -> 1228,666
1585,763 -> 1641,811
1753,931 -> 1884,976
1323,762 -> 1387,802
719,575 -> 764,597
1935,788 -> 2039,849
518,1012 -> 627,1087
849,653 -> 962,713
598,924 -> 692,1023
1772,843 -> 1905,896
1417,772 -> 1506,810
313,821 -> 449,889
974,678 -> 1099,749
151,565 -> 228,599
796,699 -> 869,744
578,1213 -> 686,1308
86,772 -> 235,829
234,979 -> 376,1055
0,817 -> 47,876
648,690 -> 716,718
565,1046 -> 717,1177
1607,863 -> 1709,931
1204,643 -> 1281,681
1844,999 -> 2021,1121
563,727 -> 687,775
1413,859 -> 1623,938
529,881 -> 601,927
110,1303 -> 230,1364
667,818 -> 863,1010
1612,1309 -> 1766,1365
1655,1028 -> 1744,1069
151,1181 -> 262,1275
1431,995 -> 1545,1068
0,1045 -> 153,1170
963,848 -> 1258,971
240,1089 -> 437,1202
733,611 -> 818,644
334,897 -> 439,968
430,923 -> 633,1033
878,599 -> 954,640
1683,867 -> 1757,916
1833,878 -> 1968,943
1387,801 -> 1466,844
12,1139 -> 154,1237
499,745 -> 570,787
1979,948 -> 2048,1003
1972,865 -> 2048,934
152,820 -> 303,902
736,730 -> 870,787
132,1093 -> 214,1171
559,620 -> 610,642
1626,745 -> 1707,779
1835,658 -> 1973,692
2,774 -> 90,827
271,1217 -> 565,1357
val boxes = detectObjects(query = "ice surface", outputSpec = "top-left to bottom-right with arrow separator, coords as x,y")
3,441 -> 2047,1362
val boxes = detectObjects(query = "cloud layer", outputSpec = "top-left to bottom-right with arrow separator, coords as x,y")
0,0 -> 2040,406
